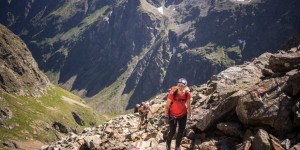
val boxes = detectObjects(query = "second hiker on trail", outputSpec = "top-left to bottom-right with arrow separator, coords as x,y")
164,78 -> 192,150
137,101 -> 151,130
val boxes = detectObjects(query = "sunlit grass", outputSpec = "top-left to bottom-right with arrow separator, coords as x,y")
0,84 -> 105,145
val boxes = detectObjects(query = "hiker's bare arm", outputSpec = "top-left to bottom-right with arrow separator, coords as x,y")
147,106 -> 152,113
187,98 -> 192,119
165,99 -> 172,116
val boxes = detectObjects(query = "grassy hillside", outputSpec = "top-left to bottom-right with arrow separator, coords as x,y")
0,84 -> 106,146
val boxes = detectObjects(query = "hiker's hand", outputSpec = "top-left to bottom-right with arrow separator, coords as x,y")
188,114 -> 192,120
187,116 -> 193,124
163,116 -> 169,124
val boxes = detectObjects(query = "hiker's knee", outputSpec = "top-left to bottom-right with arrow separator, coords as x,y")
168,129 -> 176,137
177,130 -> 184,138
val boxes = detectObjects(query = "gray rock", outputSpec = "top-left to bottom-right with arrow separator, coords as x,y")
236,76 -> 293,132
236,140 -> 251,150
243,129 -> 254,141
290,143 -> 300,150
82,127 -> 92,133
148,138 -> 158,147
195,90 -> 247,131
253,129 -> 271,150
281,139 -> 291,150
3,141 -> 18,149
0,107 -> 12,124
104,126 -> 113,134
268,52 -> 300,73
195,140 -> 218,150
71,112 -> 85,126
217,122 -> 241,136
286,70 -> 300,96
84,135 -> 102,149
155,131 -> 164,142
52,122 -> 68,133
186,129 -> 195,140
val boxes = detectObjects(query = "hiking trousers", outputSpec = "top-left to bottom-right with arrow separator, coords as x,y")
166,114 -> 187,149
138,114 -> 147,129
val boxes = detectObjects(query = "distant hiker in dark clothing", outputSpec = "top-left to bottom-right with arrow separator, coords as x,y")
134,104 -> 140,113
137,102 -> 151,129
164,78 -> 192,150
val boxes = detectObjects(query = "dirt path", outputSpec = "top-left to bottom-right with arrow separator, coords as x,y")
61,96 -> 88,107
15,140 -> 45,150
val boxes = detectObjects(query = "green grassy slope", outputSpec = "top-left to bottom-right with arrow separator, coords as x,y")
0,84 -> 105,145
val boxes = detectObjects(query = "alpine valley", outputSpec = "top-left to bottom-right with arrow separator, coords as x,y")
1,0 -> 300,149
1,0 -> 300,113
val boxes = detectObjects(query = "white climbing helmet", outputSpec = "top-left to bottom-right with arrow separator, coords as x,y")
178,78 -> 187,86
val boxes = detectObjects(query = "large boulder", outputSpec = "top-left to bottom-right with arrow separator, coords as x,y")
268,52 -> 300,73
236,75 -> 294,132
213,59 -> 266,99
194,90 -> 246,131
193,53 -> 272,131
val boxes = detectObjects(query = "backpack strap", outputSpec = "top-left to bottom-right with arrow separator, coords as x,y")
173,89 -> 178,99
169,88 -> 189,113
173,89 -> 188,101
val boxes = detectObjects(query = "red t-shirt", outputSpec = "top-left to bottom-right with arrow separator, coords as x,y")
168,91 -> 191,117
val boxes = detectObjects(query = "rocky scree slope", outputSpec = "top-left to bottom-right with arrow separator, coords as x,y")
0,24 -> 103,149
1,0 -> 300,113
44,46 -> 300,149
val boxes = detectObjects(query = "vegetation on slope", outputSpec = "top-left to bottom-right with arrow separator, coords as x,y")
0,84 -> 105,145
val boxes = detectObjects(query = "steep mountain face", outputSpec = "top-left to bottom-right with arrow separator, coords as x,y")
1,0 -> 300,113
0,24 -> 103,148
282,29 -> 300,50
0,24 -> 49,96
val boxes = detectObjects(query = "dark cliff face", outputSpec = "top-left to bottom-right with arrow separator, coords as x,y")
0,24 -> 49,96
282,29 -> 300,50
1,0 -> 300,112
191,0 -> 300,59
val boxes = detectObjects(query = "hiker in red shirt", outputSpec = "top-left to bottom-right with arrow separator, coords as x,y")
164,78 -> 192,150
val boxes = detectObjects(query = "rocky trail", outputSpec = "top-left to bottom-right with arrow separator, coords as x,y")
43,46 -> 300,149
